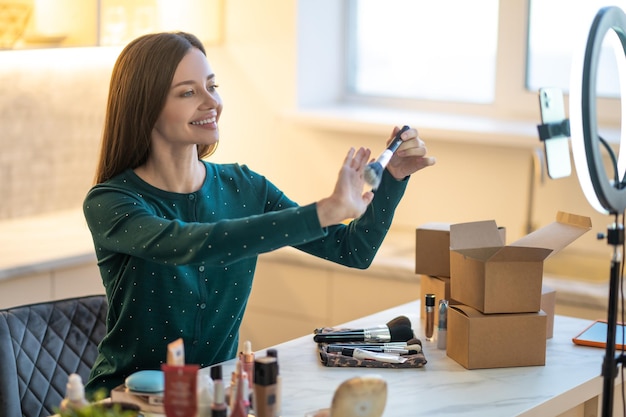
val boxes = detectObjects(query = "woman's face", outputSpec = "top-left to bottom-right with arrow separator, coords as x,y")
152,47 -> 223,152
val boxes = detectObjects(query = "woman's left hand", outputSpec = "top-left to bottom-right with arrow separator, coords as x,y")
385,126 -> 436,180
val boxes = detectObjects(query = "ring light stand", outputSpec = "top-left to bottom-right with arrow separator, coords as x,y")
569,6 -> 626,416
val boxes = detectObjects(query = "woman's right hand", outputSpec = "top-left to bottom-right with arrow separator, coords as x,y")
316,147 -> 374,228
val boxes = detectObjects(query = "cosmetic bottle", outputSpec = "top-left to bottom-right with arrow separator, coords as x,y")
253,357 -> 279,417
425,294 -> 436,341
266,348 -> 282,416
242,340 -> 255,389
196,373 -> 213,417
437,299 -> 448,350
210,365 -> 228,417
242,340 -> 255,412
229,361 -> 250,417
59,373 -> 89,412
228,359 -> 239,410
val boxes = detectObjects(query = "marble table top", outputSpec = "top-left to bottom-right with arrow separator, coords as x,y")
203,300 -> 610,417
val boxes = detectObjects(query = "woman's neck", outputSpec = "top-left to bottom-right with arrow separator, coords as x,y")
135,154 -> 206,194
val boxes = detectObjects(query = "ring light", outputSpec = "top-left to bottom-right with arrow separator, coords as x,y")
569,5 -> 626,214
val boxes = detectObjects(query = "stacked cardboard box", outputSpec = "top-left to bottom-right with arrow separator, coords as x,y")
416,223 -> 454,327
416,211 -> 591,369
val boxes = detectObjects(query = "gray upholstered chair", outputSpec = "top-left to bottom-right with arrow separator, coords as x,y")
0,295 -> 107,417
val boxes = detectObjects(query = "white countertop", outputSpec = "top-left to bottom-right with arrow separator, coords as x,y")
0,209 -> 95,280
208,300 -> 611,417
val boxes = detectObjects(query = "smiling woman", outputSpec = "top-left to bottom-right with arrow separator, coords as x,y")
81,30 -> 436,397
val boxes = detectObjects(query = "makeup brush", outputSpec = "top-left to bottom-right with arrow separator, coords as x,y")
313,324 -> 414,344
386,315 -> 412,329
406,338 -> 422,347
327,344 -> 421,355
364,125 -> 410,190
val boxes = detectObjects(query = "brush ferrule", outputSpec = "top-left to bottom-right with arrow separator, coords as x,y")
364,326 -> 392,342
376,149 -> 394,168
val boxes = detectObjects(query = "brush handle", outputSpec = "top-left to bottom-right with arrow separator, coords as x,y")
374,125 -> 410,166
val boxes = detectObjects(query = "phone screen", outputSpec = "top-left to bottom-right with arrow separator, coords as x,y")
572,320 -> 626,349
538,88 -> 572,179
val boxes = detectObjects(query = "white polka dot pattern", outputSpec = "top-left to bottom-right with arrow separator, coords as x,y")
82,162 -> 409,394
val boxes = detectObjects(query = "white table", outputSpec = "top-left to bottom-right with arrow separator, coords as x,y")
203,300 -> 621,417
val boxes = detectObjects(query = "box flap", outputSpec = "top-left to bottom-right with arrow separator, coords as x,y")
489,246 -> 553,262
510,211 -> 592,258
450,304 -> 484,318
450,220 -> 504,250
454,246 -> 502,261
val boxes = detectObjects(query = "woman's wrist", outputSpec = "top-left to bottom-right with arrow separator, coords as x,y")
315,197 -> 341,228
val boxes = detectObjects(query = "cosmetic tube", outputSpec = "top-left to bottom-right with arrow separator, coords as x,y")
166,338 -> 185,366
253,356 -> 279,417
161,364 -> 199,417
341,347 -> 407,364
425,294 -> 436,341
437,299 -> 448,350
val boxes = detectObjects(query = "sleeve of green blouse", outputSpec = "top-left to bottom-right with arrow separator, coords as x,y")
294,169 -> 409,269
83,179 -> 327,267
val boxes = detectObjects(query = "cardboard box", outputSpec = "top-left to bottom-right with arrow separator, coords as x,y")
542,285 -> 556,339
419,275 -> 451,326
415,223 -> 451,277
447,304 -> 547,369
415,223 -> 505,278
450,211 -> 591,314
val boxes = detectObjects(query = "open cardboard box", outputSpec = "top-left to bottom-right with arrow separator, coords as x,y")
415,223 -> 506,278
450,211 -> 591,314
447,304 -> 547,369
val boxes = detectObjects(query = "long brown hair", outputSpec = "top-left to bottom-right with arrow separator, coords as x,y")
94,32 -> 217,184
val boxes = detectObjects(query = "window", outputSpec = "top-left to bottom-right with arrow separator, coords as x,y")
339,0 -> 622,124
527,0 -> 624,98
349,0 -> 499,104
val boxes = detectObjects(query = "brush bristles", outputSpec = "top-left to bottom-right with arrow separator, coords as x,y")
364,162 -> 383,189
386,315 -> 412,329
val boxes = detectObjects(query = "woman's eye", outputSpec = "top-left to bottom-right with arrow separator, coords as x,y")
208,84 -> 219,92
182,90 -> 194,97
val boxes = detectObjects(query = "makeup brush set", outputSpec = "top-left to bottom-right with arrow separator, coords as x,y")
313,316 -> 427,368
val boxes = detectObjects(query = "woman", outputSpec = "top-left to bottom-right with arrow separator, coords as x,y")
83,31 -> 435,395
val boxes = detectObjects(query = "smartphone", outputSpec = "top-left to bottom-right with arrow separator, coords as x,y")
538,87 -> 572,179
572,319 -> 626,350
